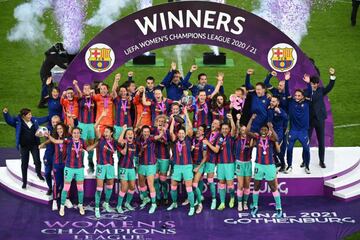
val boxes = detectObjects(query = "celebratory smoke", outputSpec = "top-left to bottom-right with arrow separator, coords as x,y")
86,0 -> 132,28
253,0 -> 335,45
7,0 -> 53,43
8,0 -> 87,54
53,0 -> 87,54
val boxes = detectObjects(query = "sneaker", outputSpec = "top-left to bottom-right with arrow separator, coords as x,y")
251,206 -> 258,217
194,200 -> 199,207
243,201 -> 249,211
95,207 -> 100,219
22,183 -> 26,189
319,162 -> 326,168
59,205 -> 65,216
229,197 -> 235,208
182,199 -> 189,206
65,199 -> 73,208
279,166 -> 286,173
188,207 -> 195,216
52,200 -> 58,211
149,203 -> 157,214
196,203 -> 203,214
116,206 -> 124,214
276,209 -> 283,218
210,198 -> 217,210
238,202 -> 243,212
102,202 -> 113,212
305,167 -> 311,174
285,166 -> 292,174
300,162 -> 305,168
217,203 -> 225,211
79,204 -> 85,215
38,175 -> 45,181
140,197 -> 151,209
46,189 -> 52,196
166,203 -> 178,211
163,198 -> 169,206
125,203 -> 135,211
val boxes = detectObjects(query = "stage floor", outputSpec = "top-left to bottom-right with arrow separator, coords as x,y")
0,188 -> 359,240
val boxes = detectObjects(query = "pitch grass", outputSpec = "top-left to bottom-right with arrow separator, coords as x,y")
0,0 -> 359,149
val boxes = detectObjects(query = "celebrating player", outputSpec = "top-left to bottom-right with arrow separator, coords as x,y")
247,114 -> 283,218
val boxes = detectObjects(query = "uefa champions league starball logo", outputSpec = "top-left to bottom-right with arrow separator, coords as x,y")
85,43 -> 115,73
268,43 -> 297,72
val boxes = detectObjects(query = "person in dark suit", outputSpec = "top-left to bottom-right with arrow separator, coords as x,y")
351,0 -> 360,26
307,68 -> 336,168
3,108 -> 48,188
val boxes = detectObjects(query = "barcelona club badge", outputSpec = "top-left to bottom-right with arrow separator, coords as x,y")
85,43 -> 115,73
267,43 -> 297,73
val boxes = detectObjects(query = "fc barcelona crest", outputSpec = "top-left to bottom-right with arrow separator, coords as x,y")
85,43 -> 115,73
267,43 -> 297,72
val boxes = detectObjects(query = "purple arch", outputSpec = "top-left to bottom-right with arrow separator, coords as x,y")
59,1 -> 333,146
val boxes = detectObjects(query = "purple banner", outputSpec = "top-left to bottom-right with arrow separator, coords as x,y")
59,1 -> 333,146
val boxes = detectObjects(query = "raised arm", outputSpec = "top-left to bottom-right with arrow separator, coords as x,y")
245,69 -> 255,90
184,107 -> 193,137
246,113 -> 258,138
140,87 -> 151,106
2,108 -> 16,127
264,71 -> 276,89
181,65 -> 196,90
267,122 -> 278,143
159,62 -> 176,88
209,72 -> 223,99
303,74 -> 312,99
285,73 -> 291,99
169,115 -> 176,142
323,68 -> 336,96
94,110 -> 107,139
111,73 -> 121,99
73,80 -> 83,98
227,113 -> 236,137
118,124 -> 128,143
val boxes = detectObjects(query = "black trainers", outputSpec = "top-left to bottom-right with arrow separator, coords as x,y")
319,162 -> 326,168
46,189 -> 53,196
300,162 -> 305,168
22,183 -> 26,189
285,166 -> 292,174
38,175 -> 45,181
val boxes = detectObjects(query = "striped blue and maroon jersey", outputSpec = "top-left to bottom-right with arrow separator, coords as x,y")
78,96 -> 95,124
206,131 -> 220,164
97,137 -> 116,165
193,98 -> 212,128
53,138 -> 67,165
172,136 -> 192,165
118,142 -> 137,169
254,135 -> 275,165
138,137 -> 157,165
113,97 -> 132,127
211,105 -> 230,122
151,98 -> 173,123
64,138 -> 86,168
191,137 -> 207,165
153,127 -> 171,159
217,134 -> 235,164
234,136 -> 252,162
